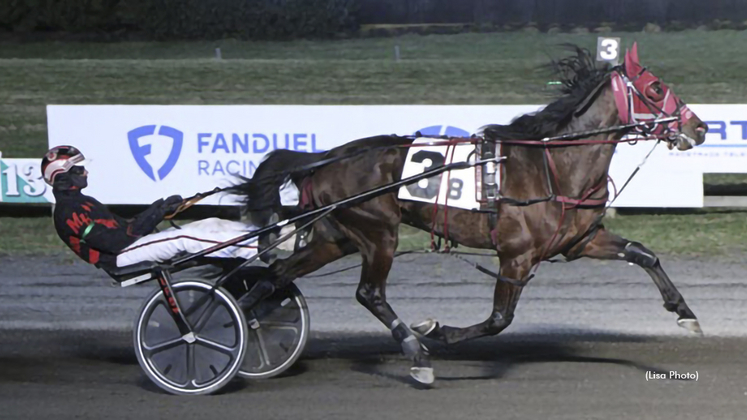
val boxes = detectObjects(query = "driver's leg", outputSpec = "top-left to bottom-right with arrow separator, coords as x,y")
116,218 -> 259,267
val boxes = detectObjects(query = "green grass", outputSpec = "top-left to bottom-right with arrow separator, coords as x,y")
2,31 -> 747,256
396,211 -> 747,258
0,217 -> 66,254
8,211 -> 746,257
0,217 -> 205,255
2,31 -> 747,158
604,211 -> 747,257
704,173 -> 747,185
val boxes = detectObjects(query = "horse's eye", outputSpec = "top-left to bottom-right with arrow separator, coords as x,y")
646,82 -> 664,101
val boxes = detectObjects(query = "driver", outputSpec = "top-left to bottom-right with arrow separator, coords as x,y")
43,145 -> 260,270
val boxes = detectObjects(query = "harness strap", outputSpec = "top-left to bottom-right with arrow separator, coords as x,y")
481,138 -> 500,245
449,252 -> 533,287
299,177 -> 315,210
543,141 -> 609,209
429,163 -> 445,250
553,195 -> 608,207
553,177 -> 608,208
496,133 -> 669,147
501,196 -> 554,206
543,148 -> 562,193
533,142 -> 610,269
442,145 -> 456,250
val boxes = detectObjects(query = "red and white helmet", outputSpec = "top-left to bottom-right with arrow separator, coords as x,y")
41,145 -> 87,186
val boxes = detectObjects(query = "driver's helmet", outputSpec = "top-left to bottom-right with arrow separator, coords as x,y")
41,145 -> 87,186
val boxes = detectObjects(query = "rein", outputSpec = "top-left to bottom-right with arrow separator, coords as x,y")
165,113 -> 676,220
165,108 -> 678,285
164,187 -> 224,220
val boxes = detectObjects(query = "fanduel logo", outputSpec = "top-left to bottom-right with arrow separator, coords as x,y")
416,125 -> 470,137
128,125 -> 183,181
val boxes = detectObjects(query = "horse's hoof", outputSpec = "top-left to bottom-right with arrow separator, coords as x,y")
677,318 -> 703,336
411,318 -> 439,337
410,367 -> 435,385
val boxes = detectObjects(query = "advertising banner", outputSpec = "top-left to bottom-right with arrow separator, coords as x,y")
665,104 -> 747,173
0,154 -> 53,204
45,104 -> 709,207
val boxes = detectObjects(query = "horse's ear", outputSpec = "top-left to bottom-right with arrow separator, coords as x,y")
624,42 -> 642,76
630,42 -> 640,63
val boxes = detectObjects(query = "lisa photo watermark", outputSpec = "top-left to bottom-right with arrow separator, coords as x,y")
646,371 -> 699,381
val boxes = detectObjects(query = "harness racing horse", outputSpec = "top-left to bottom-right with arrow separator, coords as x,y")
230,44 -> 708,385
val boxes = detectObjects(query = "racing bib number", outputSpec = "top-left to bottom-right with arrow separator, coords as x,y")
405,150 -> 444,199
405,150 -> 466,200
397,139 -> 479,210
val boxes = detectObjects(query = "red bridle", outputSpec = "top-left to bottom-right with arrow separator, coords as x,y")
610,42 -> 695,141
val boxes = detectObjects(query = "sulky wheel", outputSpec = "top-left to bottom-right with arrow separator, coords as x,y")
133,280 -> 248,395
239,283 -> 310,379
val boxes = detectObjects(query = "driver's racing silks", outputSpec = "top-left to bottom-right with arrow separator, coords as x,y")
53,188 -> 170,269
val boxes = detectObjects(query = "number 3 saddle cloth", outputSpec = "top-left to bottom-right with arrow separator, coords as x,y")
397,137 -> 501,213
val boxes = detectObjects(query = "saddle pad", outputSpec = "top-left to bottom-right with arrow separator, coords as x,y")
397,138 -> 491,211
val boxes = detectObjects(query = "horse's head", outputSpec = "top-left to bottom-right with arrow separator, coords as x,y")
610,42 -> 707,151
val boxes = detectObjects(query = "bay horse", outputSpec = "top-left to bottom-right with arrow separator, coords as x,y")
229,44 -> 707,385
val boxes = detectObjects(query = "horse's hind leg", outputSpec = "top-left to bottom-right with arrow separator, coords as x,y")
271,236 -> 356,283
353,228 -> 434,384
413,256 -> 531,345
332,202 -> 434,384
235,229 -> 355,311
566,227 -> 702,335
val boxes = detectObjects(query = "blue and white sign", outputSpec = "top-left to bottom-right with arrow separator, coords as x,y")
47,105 -> 540,205
46,104 -> 709,207
666,104 -> 747,173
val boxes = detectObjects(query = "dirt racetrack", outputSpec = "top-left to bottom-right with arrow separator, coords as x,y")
1,252 -> 746,419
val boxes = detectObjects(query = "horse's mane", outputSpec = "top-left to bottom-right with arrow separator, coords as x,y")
482,45 -> 611,141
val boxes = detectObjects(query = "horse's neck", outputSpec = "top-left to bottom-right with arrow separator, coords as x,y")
543,87 -> 621,198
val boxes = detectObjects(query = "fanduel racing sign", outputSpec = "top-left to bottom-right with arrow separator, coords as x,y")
46,105 -> 705,207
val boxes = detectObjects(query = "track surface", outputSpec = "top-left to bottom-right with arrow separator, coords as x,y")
1,253 -> 746,419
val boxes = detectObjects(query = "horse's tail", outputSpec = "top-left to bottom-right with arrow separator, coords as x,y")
227,149 -> 326,214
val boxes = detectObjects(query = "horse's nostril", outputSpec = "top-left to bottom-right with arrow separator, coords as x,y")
696,122 -> 708,133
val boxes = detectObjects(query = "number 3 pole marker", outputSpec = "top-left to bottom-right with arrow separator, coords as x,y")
596,37 -> 621,65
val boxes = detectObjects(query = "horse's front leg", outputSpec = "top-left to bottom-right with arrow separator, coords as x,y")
566,227 -> 702,335
412,255 -> 532,345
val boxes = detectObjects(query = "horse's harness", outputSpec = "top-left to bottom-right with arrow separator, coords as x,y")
166,66 -> 690,286
413,66 -> 690,283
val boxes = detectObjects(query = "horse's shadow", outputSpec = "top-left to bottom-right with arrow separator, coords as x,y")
56,328 -> 672,391
305,329 -> 668,385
